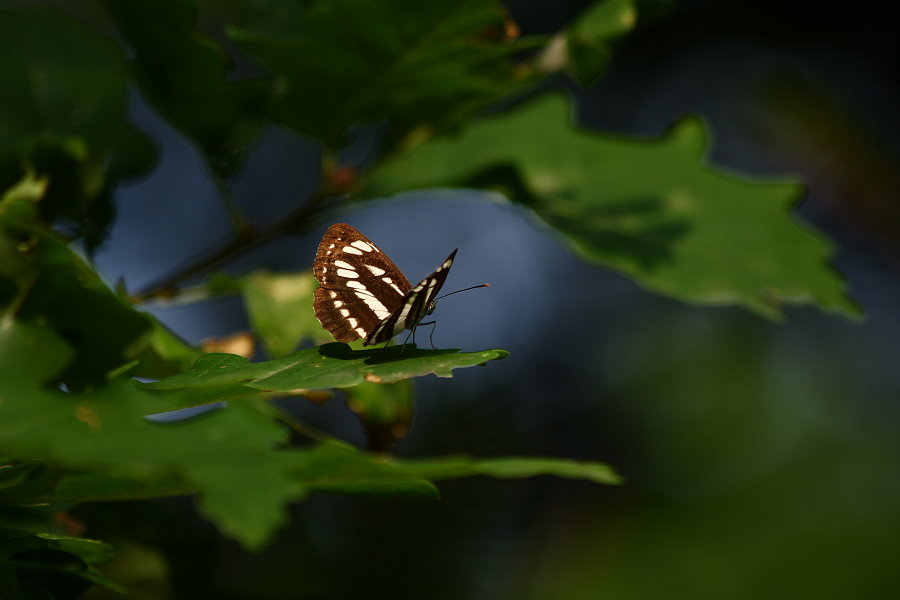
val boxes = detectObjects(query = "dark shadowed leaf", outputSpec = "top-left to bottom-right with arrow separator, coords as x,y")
132,313 -> 203,379
0,526 -> 122,595
230,0 -> 527,146
556,0 -> 644,85
102,0 -> 266,176
0,4 -> 156,248
345,380 -> 415,452
0,176 -> 153,388
0,322 -> 303,550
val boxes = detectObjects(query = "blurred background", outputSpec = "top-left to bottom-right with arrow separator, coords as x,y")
82,0 -> 899,598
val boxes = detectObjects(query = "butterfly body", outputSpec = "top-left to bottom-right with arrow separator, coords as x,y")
313,223 -> 457,346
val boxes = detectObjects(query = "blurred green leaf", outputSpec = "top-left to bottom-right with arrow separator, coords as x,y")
230,0 -> 527,146
0,176 -> 152,388
132,314 -> 203,379
241,270 -> 332,357
0,526 -> 122,596
0,468 -> 187,505
290,441 -> 623,488
102,0 -> 266,176
0,321 -> 304,551
346,380 -> 415,452
563,0 -> 640,85
0,3 -> 155,248
364,93 -> 860,320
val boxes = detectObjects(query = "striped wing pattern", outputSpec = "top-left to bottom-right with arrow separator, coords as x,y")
365,249 -> 457,345
313,223 -> 456,346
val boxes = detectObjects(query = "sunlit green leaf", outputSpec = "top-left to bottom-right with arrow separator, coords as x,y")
143,344 -> 509,403
364,93 -> 860,320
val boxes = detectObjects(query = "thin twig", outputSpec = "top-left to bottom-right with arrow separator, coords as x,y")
130,189 -> 336,303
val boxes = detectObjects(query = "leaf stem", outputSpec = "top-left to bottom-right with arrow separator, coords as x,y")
267,403 -> 335,445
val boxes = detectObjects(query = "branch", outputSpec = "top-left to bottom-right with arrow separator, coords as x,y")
130,189 -> 339,303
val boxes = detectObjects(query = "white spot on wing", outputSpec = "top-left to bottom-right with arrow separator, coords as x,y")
393,300 -> 415,335
340,309 -> 350,317
334,260 -> 354,270
336,268 -> 358,279
354,291 -> 390,320
329,291 -> 337,298
382,277 -> 404,295
351,240 -> 374,252
347,281 -> 367,291
355,327 -> 367,337
342,246 -> 363,255
365,265 -> 386,276
348,317 -> 358,328
333,300 -> 343,308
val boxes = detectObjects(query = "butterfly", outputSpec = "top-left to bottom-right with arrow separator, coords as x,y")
313,223 -> 459,347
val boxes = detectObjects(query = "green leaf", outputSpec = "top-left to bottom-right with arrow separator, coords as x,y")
289,441 -> 623,491
345,380 -> 415,452
0,321 -> 610,551
230,0 -> 526,146
363,93 -> 860,320
564,0 -> 640,85
102,0 -> 266,175
1,176 -> 153,388
0,526 -> 122,596
143,344 -> 509,405
0,321 -> 304,551
0,3 -> 155,248
0,321 -> 506,550
241,270 -> 332,357
132,313 -> 203,379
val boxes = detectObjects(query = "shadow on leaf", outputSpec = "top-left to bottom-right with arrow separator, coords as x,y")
543,197 -> 691,271
317,342 -> 460,365
463,165 -> 691,271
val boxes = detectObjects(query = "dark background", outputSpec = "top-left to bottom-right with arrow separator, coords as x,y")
85,1 -> 899,598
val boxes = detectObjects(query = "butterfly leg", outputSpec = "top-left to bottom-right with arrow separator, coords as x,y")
414,320 -> 437,349
399,331 -> 413,355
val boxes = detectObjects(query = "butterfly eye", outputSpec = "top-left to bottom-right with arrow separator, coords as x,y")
426,300 -> 438,315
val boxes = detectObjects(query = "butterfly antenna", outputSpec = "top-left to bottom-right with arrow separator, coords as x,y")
435,283 -> 490,301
